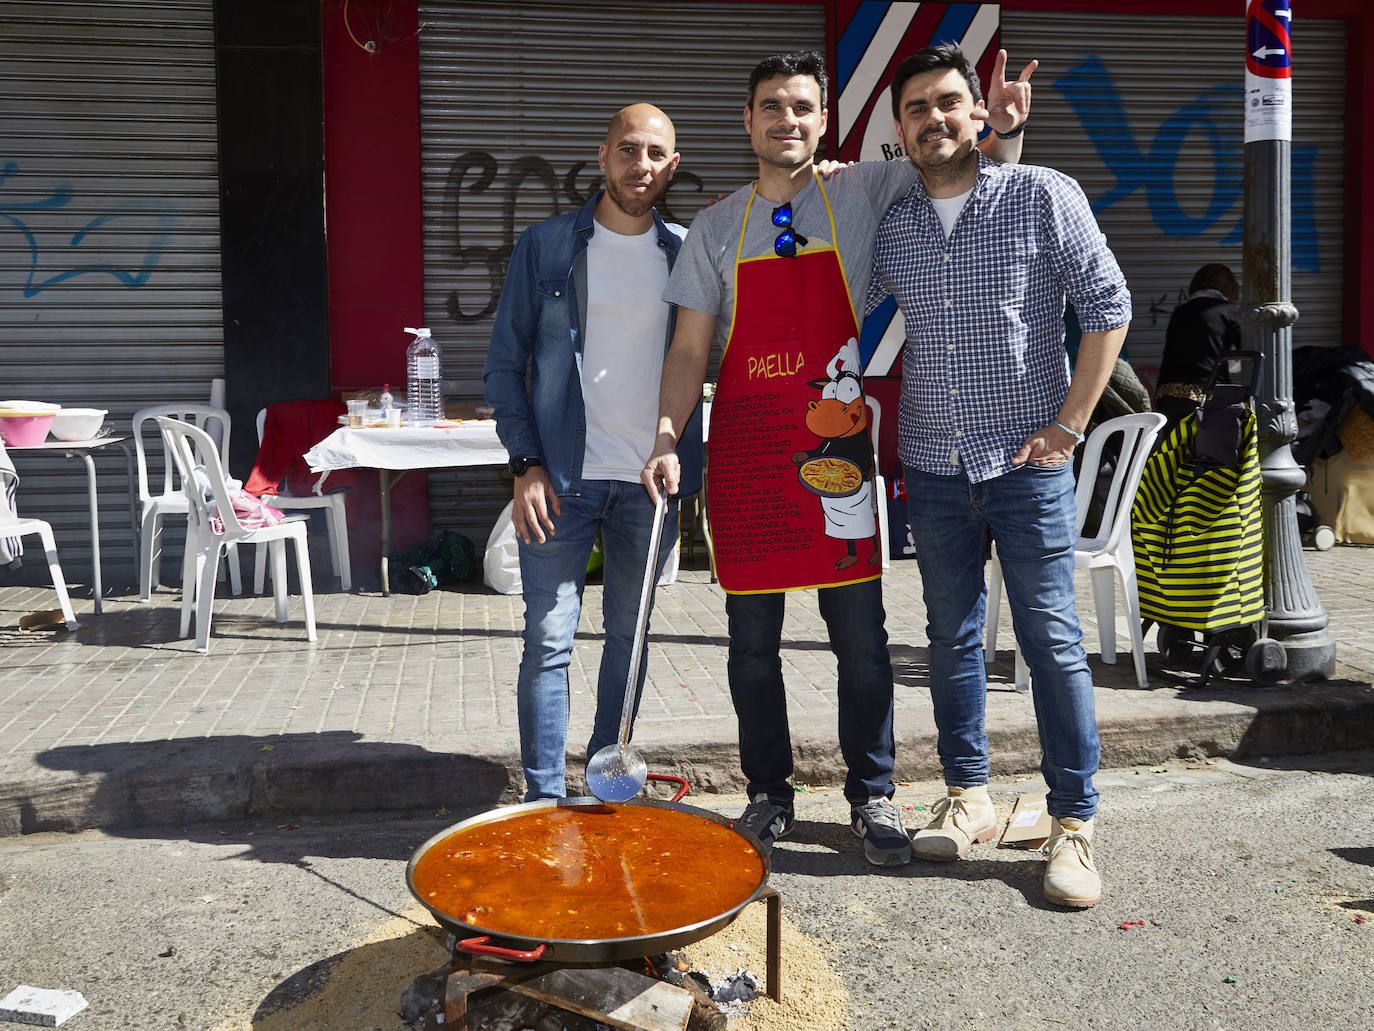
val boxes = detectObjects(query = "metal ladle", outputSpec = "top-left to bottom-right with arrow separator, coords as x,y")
585,490 -> 667,803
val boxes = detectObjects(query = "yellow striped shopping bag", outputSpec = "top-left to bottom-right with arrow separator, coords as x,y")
1130,408 -> 1265,633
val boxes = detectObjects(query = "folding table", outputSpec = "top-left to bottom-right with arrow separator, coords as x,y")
6,435 -> 136,615
304,418 -> 507,595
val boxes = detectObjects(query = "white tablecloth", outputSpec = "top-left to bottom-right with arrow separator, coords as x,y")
304,422 -> 507,474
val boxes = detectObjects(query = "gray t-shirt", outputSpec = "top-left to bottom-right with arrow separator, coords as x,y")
664,159 -> 917,351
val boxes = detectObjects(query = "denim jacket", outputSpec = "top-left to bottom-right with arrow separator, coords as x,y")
483,191 -> 703,498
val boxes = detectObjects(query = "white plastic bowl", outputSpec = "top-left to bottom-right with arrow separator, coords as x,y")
49,407 -> 107,442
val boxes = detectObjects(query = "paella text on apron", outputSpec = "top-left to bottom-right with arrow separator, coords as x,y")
706,177 -> 881,594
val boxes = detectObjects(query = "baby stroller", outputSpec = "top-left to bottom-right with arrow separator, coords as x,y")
1130,352 -> 1285,686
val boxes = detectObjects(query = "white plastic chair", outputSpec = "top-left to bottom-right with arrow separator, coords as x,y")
984,411 -> 1167,691
156,417 -> 316,654
133,404 -> 242,602
0,473 -> 79,631
251,408 -> 352,593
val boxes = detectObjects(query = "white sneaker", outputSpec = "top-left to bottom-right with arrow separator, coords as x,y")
911,785 -> 999,861
1042,816 -> 1101,908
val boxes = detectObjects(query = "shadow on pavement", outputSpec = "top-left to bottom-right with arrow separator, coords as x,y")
29,732 -> 515,849
251,924 -> 449,1030
771,817 -> 1055,909
1215,692 -> 1374,768
1329,847 -> 1374,918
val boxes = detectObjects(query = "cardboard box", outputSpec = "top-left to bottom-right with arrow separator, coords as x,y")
999,791 -> 1052,849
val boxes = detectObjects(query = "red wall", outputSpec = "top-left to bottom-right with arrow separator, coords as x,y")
321,0 -> 429,571
321,0 -> 424,387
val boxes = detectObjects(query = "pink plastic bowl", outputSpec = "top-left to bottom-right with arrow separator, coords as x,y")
0,414 -> 55,446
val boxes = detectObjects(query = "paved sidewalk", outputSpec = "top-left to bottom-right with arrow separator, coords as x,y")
2,546 -> 1372,836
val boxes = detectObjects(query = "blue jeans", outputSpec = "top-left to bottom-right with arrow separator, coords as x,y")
725,578 -> 895,806
906,463 -> 1100,821
516,481 -> 679,801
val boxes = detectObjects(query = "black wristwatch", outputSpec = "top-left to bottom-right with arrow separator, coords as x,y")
507,455 -> 543,477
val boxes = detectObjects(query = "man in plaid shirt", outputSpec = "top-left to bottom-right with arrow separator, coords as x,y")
869,44 -> 1131,908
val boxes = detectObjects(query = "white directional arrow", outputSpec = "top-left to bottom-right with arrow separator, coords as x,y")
1253,45 -> 1288,60
1274,8 -> 1291,19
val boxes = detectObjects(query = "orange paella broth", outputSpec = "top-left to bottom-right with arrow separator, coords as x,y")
411,804 -> 766,940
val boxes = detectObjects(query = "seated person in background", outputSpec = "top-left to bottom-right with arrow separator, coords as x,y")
1155,263 -> 1242,431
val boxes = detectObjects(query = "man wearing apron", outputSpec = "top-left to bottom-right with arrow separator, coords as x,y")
643,50 -> 1032,867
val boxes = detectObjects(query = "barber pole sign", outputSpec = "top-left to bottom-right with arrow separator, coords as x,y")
1244,0 -> 1293,143
834,1 -> 1001,163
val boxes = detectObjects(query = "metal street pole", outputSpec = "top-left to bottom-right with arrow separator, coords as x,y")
1241,0 -> 1334,682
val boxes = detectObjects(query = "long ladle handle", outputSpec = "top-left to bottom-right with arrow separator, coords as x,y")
616,490 -> 668,748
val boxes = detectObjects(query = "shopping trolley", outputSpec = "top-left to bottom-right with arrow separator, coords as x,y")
1131,352 -> 1285,686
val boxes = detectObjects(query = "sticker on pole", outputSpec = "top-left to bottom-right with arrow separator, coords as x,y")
1245,0 -> 1291,142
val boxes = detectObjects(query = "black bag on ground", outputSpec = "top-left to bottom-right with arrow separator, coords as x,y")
388,530 -> 477,593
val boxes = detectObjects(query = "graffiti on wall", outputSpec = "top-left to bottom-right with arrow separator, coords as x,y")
0,161 -> 179,298
440,150 -> 706,322
1054,56 -> 1320,272
856,53 -> 1326,379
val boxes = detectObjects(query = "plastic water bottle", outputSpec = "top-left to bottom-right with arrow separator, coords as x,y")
405,327 -> 443,423
378,382 -> 393,414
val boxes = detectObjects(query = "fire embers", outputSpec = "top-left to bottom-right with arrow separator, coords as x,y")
647,951 -> 757,1029
402,948 -> 747,1031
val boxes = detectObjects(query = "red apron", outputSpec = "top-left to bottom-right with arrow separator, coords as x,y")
707,179 -> 881,594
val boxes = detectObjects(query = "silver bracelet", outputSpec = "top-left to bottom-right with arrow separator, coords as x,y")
1052,419 -> 1085,443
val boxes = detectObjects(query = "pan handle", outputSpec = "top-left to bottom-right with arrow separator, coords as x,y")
455,936 -> 548,962
647,772 -> 690,802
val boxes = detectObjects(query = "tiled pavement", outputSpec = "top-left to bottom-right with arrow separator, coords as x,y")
2,545 -> 1372,835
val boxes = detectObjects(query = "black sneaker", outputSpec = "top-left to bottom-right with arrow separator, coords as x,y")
850,796 -> 912,867
736,793 -> 795,855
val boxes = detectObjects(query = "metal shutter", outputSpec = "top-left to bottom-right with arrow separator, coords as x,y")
418,0 -> 826,541
1002,10 -> 1345,367
0,0 -> 222,585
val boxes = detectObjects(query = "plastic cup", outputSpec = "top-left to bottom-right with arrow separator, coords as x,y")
386,407 -> 401,428
346,399 -> 367,427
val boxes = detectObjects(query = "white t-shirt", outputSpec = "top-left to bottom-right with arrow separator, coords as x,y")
582,219 -> 672,481
929,186 -> 973,239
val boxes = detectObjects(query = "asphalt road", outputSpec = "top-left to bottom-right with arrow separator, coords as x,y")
1,752 -> 1370,1031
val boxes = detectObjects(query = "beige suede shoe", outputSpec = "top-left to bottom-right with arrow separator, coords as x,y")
1042,816 -> 1101,908
911,785 -> 999,861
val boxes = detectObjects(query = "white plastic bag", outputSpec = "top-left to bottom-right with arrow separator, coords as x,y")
483,500 -> 522,595
483,500 -> 679,593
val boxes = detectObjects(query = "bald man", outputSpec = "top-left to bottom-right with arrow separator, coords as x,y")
484,104 -> 705,800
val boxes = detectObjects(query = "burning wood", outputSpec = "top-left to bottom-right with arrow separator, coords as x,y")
406,947 -> 741,1031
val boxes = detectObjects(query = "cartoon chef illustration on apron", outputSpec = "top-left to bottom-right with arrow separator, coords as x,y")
794,339 -> 879,571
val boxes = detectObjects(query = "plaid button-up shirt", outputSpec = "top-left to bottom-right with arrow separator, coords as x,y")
869,154 -> 1131,484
